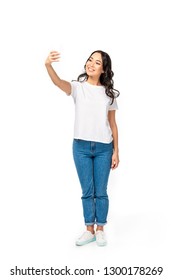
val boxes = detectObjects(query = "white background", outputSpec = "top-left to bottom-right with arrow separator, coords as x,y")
0,0 -> 173,279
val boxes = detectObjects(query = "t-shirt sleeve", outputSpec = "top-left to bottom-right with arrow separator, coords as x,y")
108,97 -> 118,111
70,81 -> 79,102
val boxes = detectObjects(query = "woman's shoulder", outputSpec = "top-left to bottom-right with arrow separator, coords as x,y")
71,80 -> 86,90
71,80 -> 83,86
70,80 -> 85,98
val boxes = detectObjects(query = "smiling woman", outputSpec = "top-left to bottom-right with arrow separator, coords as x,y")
86,53 -> 104,79
45,49 -> 120,247
78,50 -> 120,104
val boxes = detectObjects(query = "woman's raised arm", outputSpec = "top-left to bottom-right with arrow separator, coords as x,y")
45,51 -> 71,95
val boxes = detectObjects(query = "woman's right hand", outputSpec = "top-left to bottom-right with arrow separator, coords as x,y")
45,51 -> 71,94
45,51 -> 61,66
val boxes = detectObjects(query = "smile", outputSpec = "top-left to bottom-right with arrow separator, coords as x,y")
88,67 -> 95,72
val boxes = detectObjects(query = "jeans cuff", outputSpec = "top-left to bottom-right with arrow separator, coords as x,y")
96,222 -> 107,226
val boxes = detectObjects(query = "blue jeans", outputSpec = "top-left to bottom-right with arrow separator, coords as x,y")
73,139 -> 113,226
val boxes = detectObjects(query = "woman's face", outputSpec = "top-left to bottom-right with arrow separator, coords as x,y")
85,52 -> 104,78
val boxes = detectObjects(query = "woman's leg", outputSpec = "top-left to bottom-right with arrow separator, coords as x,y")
73,140 -> 95,229
93,142 -> 113,228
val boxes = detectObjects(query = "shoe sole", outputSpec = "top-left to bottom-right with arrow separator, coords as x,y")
76,236 -> 96,246
96,241 -> 107,247
96,242 -> 107,246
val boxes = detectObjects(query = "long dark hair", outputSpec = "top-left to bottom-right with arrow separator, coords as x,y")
77,50 -> 120,104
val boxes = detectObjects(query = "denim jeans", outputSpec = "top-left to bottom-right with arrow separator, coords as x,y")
73,139 -> 113,226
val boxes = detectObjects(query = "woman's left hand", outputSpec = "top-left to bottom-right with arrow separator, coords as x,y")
111,152 -> 119,170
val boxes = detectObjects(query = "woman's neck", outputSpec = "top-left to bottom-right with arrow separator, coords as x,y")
87,77 -> 101,86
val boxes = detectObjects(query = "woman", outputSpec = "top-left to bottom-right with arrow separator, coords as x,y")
45,50 -> 120,246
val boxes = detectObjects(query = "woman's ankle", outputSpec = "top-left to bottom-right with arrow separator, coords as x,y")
96,226 -> 104,231
86,225 -> 95,234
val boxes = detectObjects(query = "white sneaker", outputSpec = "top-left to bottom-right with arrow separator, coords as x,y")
96,230 -> 107,246
76,231 -> 96,246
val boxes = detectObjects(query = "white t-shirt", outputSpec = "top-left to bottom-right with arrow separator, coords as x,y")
71,81 -> 118,144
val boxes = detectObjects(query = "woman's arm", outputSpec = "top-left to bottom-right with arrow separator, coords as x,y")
45,51 -> 71,95
108,110 -> 120,170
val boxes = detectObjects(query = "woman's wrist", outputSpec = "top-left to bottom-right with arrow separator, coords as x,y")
113,148 -> 119,154
45,60 -> 52,67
